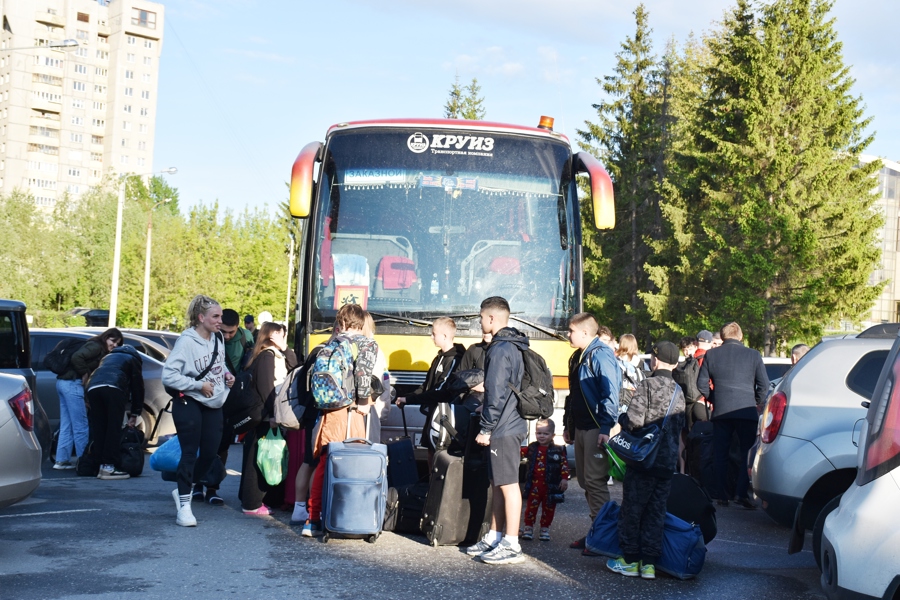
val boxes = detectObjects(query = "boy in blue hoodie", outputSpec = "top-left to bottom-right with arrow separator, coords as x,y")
563,313 -> 621,549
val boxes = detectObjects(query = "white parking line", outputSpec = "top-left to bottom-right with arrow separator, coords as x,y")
0,508 -> 100,519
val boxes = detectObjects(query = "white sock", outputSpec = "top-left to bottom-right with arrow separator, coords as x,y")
295,501 -> 307,508
504,534 -> 519,548
179,494 -> 191,508
484,529 -> 502,544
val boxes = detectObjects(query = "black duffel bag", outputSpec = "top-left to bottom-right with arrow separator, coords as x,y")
117,426 -> 145,477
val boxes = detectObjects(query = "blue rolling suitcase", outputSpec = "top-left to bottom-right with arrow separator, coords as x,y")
322,435 -> 389,543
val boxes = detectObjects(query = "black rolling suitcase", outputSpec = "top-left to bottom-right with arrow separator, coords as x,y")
420,414 -> 491,546
386,406 -> 419,488
666,473 -> 717,544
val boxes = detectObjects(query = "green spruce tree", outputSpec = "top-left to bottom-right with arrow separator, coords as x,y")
444,76 -> 485,120
578,4 -> 667,342
675,0 -> 882,353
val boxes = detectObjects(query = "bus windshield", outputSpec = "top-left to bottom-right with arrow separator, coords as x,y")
308,127 -> 580,333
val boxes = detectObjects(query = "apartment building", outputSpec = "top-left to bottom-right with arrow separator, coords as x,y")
0,0 -> 164,207
864,154 -> 900,324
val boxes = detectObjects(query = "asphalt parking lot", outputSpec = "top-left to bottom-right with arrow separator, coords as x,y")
0,448 -> 824,600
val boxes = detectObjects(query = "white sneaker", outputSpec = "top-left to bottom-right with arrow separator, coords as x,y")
172,489 -> 182,511
176,501 -> 197,527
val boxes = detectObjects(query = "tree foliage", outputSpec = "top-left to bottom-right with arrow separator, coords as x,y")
0,178 -> 294,331
584,0 -> 882,353
578,4 -> 668,345
444,76 -> 486,120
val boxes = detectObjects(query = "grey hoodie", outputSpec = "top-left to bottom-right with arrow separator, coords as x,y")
162,328 -> 228,409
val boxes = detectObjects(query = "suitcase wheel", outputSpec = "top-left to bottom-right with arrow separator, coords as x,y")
431,538 -> 438,548
322,533 -> 330,543
366,534 -> 379,544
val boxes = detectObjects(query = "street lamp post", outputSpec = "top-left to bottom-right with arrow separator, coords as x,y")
3,39 -> 79,53
141,198 -> 171,330
109,167 -> 177,328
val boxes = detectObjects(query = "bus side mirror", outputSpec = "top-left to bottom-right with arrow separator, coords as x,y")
289,141 -> 323,218
573,151 -> 615,230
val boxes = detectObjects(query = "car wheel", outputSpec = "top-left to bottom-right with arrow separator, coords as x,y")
813,494 -> 842,571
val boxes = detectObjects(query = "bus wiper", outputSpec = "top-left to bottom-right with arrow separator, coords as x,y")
443,312 -> 568,342
368,312 -> 433,327
509,315 -> 568,342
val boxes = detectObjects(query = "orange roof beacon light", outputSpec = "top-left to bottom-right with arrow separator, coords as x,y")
537,116 -> 554,131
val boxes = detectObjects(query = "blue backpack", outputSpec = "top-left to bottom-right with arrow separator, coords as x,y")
311,336 -> 359,410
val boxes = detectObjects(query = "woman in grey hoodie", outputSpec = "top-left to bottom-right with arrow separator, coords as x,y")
162,295 -> 234,527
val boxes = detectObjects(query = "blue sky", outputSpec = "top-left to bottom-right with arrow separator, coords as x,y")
153,0 -> 900,215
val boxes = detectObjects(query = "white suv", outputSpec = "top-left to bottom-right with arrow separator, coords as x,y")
820,331 -> 900,599
752,325 -> 897,560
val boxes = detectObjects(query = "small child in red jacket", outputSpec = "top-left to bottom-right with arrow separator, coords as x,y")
520,418 -> 570,541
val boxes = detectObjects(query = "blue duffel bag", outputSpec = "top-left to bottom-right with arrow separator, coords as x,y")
585,500 -> 622,557
584,500 -> 707,580
149,435 -> 181,472
659,513 -> 706,580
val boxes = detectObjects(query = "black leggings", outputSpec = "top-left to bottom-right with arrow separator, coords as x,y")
87,386 -> 127,467
173,396 -> 223,496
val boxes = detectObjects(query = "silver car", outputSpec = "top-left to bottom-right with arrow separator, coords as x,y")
752,324 -> 895,559
0,374 -> 41,508
29,329 -> 176,445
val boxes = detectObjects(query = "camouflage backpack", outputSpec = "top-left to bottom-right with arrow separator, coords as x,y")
310,335 -> 359,410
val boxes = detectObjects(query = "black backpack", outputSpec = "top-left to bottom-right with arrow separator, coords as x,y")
508,346 -> 554,420
223,370 -> 263,434
117,426 -> 145,477
45,338 -> 86,376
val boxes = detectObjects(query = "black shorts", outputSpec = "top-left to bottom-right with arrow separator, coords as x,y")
488,433 -> 526,486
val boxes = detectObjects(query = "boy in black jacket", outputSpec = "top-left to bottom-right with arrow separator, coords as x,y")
396,317 -> 465,453
608,340 -> 685,580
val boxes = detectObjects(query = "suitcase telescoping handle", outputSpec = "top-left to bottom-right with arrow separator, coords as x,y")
343,407 -> 372,443
401,402 -> 409,438
343,438 -> 374,445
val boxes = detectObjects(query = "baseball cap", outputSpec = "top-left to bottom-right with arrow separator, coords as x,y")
651,340 -> 680,365
697,330 -> 714,343
244,314 -> 254,324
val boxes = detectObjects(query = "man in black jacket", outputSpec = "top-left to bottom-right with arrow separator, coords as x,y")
697,322 -> 769,508
467,297 -> 528,565
397,317 -> 466,454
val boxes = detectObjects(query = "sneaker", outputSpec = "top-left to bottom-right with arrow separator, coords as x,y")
242,505 -> 272,516
466,538 -> 499,556
191,485 -> 204,502
206,493 -> 225,506
640,562 -> 656,580
301,520 -> 323,537
539,527 -> 550,542
291,504 -> 310,524
172,488 -> 182,511
520,526 -> 534,541
606,557 -> 640,577
53,461 -> 75,470
569,536 -> 586,549
97,466 -> 130,480
480,540 -> 525,565
608,476 -> 615,485
176,502 -> 197,527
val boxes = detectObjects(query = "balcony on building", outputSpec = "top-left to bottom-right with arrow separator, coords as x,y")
35,9 -> 65,28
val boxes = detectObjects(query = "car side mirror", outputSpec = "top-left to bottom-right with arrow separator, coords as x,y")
861,401 -> 871,409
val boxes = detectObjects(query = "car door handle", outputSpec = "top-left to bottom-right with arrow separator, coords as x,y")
851,418 -> 864,448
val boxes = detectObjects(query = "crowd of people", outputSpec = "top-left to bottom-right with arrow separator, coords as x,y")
53,292 -> 775,578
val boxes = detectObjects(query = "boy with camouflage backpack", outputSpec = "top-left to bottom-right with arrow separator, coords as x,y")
302,303 -> 379,537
